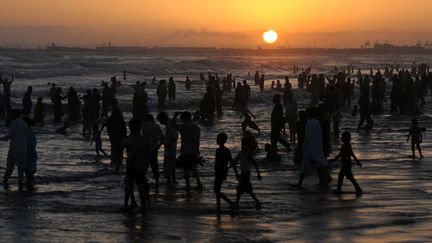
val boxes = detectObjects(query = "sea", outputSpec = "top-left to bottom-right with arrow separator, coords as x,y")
0,49 -> 431,242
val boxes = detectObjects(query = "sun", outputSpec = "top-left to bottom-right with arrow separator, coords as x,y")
263,30 -> 278,44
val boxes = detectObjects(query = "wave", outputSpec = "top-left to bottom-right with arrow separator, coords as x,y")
0,50 -> 427,80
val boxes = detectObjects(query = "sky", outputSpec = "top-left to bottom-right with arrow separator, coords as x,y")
1,0 -> 432,48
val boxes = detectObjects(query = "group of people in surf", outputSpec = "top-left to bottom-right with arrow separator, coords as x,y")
0,62 -> 428,213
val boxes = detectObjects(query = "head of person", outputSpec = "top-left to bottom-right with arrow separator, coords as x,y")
145,113 -> 154,122
242,80 -> 247,85
157,112 -> 168,125
37,96 -> 43,102
341,131 -> 351,144
217,133 -> 228,146
306,107 -> 319,119
128,118 -> 141,133
180,111 -> 191,123
27,86 -> 33,93
264,143 -> 272,152
273,94 -> 281,104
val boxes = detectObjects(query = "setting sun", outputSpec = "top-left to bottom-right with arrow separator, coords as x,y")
263,30 -> 278,44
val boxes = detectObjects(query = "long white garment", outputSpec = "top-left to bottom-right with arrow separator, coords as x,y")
7,118 -> 29,169
300,118 -> 328,173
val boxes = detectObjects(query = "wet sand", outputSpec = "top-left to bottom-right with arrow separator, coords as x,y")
1,76 -> 432,242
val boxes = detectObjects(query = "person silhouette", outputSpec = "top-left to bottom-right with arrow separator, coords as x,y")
141,114 -> 163,190
294,107 -> 331,188
122,118 -> 150,211
329,131 -> 363,195
271,95 -> 290,150
157,112 -> 178,185
22,86 -> 33,117
0,109 -> 30,189
173,111 -> 203,191
105,108 -> 127,173
233,132 -> 262,210
214,133 -> 237,213
407,118 -> 423,158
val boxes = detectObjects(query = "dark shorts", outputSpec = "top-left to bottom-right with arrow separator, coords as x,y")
237,171 -> 253,194
126,165 -> 148,184
176,153 -> 200,169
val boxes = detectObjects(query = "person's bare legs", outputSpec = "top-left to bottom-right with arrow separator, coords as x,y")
191,168 -> 202,190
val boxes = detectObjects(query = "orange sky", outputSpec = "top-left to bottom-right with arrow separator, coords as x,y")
1,0 -> 432,48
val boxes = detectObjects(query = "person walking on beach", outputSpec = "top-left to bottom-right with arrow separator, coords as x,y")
173,111 -> 203,191
141,114 -> 163,190
33,97 -> 46,125
294,107 -> 332,188
90,123 -> 107,157
157,112 -> 178,186
329,131 -> 363,195
0,109 -> 30,188
407,118 -> 423,158
233,132 -> 262,210
214,133 -> 237,213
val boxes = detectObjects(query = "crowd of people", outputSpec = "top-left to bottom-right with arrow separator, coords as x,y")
0,63 -> 429,213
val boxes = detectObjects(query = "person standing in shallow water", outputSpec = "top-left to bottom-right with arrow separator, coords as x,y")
357,93 -> 374,132
168,77 -> 176,101
407,118 -> 423,158
0,109 -> 30,188
329,131 -> 363,195
185,76 -> 191,90
122,118 -> 150,211
157,80 -> 167,111
173,111 -> 203,191
52,88 -> 65,123
105,107 -> 127,173
157,112 -> 178,186
141,114 -> 163,190
22,86 -> 33,117
23,117 -> 37,187
271,94 -> 290,150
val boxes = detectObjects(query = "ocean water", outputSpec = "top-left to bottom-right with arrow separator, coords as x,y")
0,50 -> 432,242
